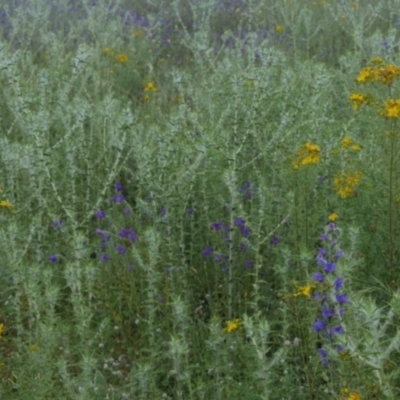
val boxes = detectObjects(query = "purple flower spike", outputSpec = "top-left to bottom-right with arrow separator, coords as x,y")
313,319 -> 326,332
95,210 -> 106,219
48,254 -> 59,263
244,260 -> 254,269
124,208 -> 131,216
202,246 -> 213,257
101,253 -> 109,262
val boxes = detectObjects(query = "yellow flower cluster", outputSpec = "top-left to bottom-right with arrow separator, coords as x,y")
352,60 -> 400,118
339,388 -> 361,400
341,137 -> 361,151
334,171 -> 362,198
224,318 -> 241,333
116,53 -> 128,63
293,142 -> 321,169
380,99 -> 400,118
144,82 -> 157,92
0,200 -> 14,209
293,283 -> 315,298
356,63 -> 400,86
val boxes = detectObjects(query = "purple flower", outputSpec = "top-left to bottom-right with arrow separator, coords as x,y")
244,260 -> 254,269
202,246 -> 213,257
160,207 -> 167,216
124,208 -> 131,216
324,262 -> 336,273
331,325 -> 344,335
95,210 -> 106,219
337,345 -> 345,353
318,247 -> 327,256
314,292 -> 326,301
101,253 -> 109,262
48,254 -> 59,263
313,319 -> 326,332
335,250 -> 344,259
115,182 -> 123,192
320,233 -> 329,241
322,304 -> 335,319
317,256 -> 327,267
318,348 -> 327,358
129,231 -> 137,242
214,253 -> 222,262
270,235 -> 280,246
240,225 -> 251,237
119,228 -> 137,242
117,245 -> 126,255
211,222 -> 223,231
334,277 -> 344,291
112,194 -> 125,203
328,222 -> 336,230
52,219 -> 63,228
336,293 -> 349,305
313,272 -> 324,282
235,218 -> 245,227
96,228 -> 104,236
239,242 -> 248,251
187,208 -> 195,216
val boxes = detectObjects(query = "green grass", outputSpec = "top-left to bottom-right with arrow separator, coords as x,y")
1,0 -> 400,398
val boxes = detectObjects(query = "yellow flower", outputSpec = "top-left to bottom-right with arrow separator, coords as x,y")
293,142 -> 321,169
142,94 -> 150,102
341,137 -> 354,148
348,392 -> 361,400
0,323 -> 4,339
381,99 -> 400,118
224,318 -> 241,333
30,344 -> 39,352
293,283 -> 315,298
0,200 -> 13,209
116,53 -> 128,63
341,138 -> 361,151
334,171 -> 362,198
275,25 -> 283,33
328,213 -> 338,221
349,93 -> 368,111
377,64 -> 400,86
356,67 -> 376,83
144,82 -> 157,92
371,57 -> 383,64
